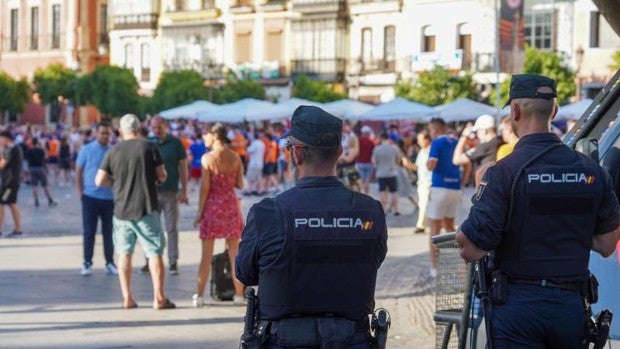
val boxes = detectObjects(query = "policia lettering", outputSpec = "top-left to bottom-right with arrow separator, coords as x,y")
527,172 -> 595,184
294,217 -> 374,230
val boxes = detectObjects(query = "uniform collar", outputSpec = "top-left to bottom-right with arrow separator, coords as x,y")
295,176 -> 344,188
514,132 -> 561,150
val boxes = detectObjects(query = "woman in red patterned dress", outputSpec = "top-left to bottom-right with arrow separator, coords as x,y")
192,123 -> 245,307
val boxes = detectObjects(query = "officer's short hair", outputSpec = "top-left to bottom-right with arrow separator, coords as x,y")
289,137 -> 340,166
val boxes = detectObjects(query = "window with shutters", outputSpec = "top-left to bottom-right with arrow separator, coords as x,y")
265,31 -> 283,62
235,33 -> 252,64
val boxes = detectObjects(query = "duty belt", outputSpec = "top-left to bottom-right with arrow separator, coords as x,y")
508,277 -> 584,292
260,316 -> 370,347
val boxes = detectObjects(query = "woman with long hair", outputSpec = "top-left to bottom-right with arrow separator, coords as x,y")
192,123 -> 245,307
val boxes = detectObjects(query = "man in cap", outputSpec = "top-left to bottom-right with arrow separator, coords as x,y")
452,114 -> 504,172
236,106 -> 387,348
0,131 -> 23,237
96,114 -> 176,310
456,74 -> 620,347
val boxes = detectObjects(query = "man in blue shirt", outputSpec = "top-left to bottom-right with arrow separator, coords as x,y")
426,117 -> 467,278
76,123 -> 116,276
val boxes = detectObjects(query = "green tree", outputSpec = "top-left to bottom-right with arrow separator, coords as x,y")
292,75 -> 346,103
32,63 -> 77,104
211,75 -> 266,104
76,65 -> 140,118
151,70 -> 208,112
523,46 -> 576,105
610,50 -> 620,71
395,66 -> 477,106
489,77 -> 511,109
0,72 -> 30,115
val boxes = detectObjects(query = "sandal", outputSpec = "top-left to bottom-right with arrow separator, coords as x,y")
123,299 -> 138,309
154,298 -> 176,310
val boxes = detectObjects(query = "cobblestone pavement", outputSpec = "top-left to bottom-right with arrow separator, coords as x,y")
0,182 -> 477,348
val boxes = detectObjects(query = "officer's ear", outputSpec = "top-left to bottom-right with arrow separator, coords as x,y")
512,102 -> 521,123
550,104 -> 558,121
337,145 -> 343,158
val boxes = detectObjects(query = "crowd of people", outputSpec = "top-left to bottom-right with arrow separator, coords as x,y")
0,111 -> 518,280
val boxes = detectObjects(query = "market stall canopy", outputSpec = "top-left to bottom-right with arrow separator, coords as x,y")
197,98 -> 291,123
276,98 -> 343,118
324,99 -> 374,119
434,98 -> 508,122
358,97 -> 437,121
555,99 -> 594,121
159,100 -> 218,120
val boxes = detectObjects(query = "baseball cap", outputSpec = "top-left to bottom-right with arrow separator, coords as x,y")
361,125 -> 372,134
0,130 -> 13,140
282,106 -> 342,146
504,74 -> 557,108
472,114 -> 495,131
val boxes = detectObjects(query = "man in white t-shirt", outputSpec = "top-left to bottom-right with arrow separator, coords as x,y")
244,132 -> 266,196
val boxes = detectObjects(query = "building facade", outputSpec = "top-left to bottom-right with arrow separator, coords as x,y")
0,0 -> 109,124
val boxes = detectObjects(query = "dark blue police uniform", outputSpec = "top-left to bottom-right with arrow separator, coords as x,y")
460,132 -> 620,348
236,176 -> 388,349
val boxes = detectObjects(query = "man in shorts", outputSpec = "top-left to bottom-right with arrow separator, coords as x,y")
372,131 -> 401,215
0,131 -> 23,237
96,114 -> 175,310
426,118 -> 464,278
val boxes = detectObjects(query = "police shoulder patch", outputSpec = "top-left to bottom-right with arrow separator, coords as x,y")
475,181 -> 488,201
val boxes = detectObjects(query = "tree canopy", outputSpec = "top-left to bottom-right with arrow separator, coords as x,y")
523,46 -> 576,105
210,75 -> 266,104
395,66 -> 477,106
0,72 -> 30,115
32,63 -> 77,104
293,75 -> 346,103
151,70 -> 208,112
76,65 -> 140,118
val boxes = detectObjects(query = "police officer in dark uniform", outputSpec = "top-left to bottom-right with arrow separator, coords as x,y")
236,106 -> 388,349
455,74 -> 620,348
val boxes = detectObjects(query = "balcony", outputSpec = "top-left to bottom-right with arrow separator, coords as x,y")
113,13 -> 158,30
165,59 -> 224,80
291,58 -> 346,82
359,58 -> 396,74
291,0 -> 345,13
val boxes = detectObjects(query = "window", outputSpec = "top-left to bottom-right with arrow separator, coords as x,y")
458,23 -> 472,69
141,44 -> 151,82
52,4 -> 61,49
361,28 -> 373,66
31,7 -> 39,50
265,30 -> 283,62
383,25 -> 396,71
10,9 -> 18,51
422,26 -> 435,52
175,0 -> 184,11
125,43 -> 134,69
589,11 -> 600,48
100,4 -> 108,45
235,33 -> 252,64
524,11 -> 554,50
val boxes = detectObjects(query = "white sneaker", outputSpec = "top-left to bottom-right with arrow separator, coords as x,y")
233,295 -> 246,306
429,268 -> 437,279
192,294 -> 205,308
81,263 -> 92,276
105,263 -> 119,275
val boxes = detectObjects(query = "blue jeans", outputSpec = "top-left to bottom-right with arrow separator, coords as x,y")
82,195 -> 114,265
491,283 -> 587,349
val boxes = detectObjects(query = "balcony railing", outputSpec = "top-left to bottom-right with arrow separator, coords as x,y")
113,13 -> 158,30
165,60 -> 224,80
169,0 -> 216,11
359,58 -> 396,74
291,58 -> 346,82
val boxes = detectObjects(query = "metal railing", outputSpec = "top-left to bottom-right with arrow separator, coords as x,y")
432,232 -> 475,349
291,58 -> 346,81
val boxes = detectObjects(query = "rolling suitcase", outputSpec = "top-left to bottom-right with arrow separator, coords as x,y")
210,250 -> 235,301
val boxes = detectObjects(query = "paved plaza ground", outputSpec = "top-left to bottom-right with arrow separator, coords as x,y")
0,182 -> 500,348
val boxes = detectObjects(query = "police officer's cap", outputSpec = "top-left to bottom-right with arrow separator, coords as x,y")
504,74 -> 557,108
282,106 -> 342,147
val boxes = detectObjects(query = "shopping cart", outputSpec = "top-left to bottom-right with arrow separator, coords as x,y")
432,232 -> 478,349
